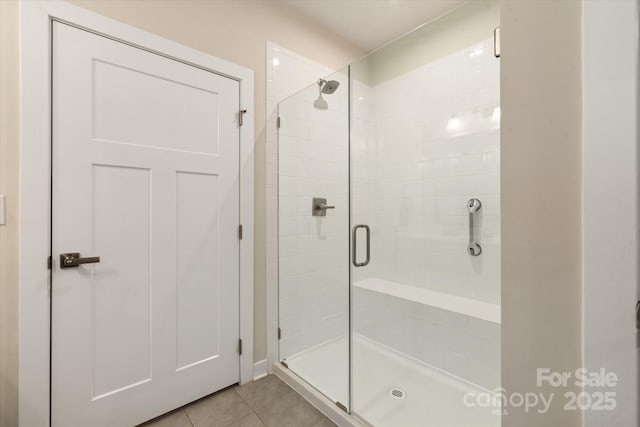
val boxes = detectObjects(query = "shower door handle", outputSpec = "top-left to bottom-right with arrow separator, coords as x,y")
352,224 -> 370,267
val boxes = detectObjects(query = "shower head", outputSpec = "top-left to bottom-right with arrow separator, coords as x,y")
321,79 -> 340,94
313,79 -> 329,110
313,78 -> 339,110
313,94 -> 328,110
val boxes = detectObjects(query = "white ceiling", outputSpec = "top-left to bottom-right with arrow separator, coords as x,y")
282,0 -> 467,52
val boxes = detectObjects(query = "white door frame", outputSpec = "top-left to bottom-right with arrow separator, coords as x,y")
582,1 -> 638,426
18,2 -> 254,426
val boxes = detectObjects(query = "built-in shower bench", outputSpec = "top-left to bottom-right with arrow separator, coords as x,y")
353,277 -> 501,324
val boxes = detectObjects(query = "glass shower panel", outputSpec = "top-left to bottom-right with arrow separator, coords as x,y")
350,1 -> 501,426
278,67 -> 350,409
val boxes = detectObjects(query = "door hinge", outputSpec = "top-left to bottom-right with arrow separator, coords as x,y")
47,256 -> 52,270
238,224 -> 243,240
239,109 -> 247,127
336,401 -> 348,413
494,27 -> 501,58
278,327 -> 282,340
238,339 -> 243,355
276,116 -> 281,129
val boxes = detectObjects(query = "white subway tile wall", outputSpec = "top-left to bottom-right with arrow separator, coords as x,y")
277,70 -> 350,359
352,39 -> 500,390
265,43 -> 334,364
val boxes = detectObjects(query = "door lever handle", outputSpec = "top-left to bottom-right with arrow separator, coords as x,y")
60,252 -> 101,269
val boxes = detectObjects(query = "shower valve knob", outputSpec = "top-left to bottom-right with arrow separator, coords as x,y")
312,197 -> 335,216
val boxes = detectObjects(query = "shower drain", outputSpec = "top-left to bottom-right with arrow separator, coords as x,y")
388,387 -> 407,400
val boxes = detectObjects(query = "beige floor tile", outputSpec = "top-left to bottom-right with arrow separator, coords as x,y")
185,387 -> 253,427
235,375 -> 292,411
140,375 -> 332,427
311,417 -> 337,427
254,389 -> 323,427
228,413 -> 266,427
141,410 -> 193,427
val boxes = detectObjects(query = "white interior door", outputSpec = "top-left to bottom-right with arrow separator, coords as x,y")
51,22 -> 241,427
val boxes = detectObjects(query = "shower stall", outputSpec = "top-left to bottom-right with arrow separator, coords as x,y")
277,2 -> 501,426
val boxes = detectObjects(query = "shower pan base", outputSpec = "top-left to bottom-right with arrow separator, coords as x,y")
279,335 -> 500,427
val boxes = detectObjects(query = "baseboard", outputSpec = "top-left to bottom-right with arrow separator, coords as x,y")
253,359 -> 268,381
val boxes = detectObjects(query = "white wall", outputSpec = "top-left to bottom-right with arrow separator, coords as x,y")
583,1 -> 639,425
501,1 -> 582,425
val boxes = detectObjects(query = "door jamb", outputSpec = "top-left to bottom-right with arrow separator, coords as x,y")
19,2 -> 255,426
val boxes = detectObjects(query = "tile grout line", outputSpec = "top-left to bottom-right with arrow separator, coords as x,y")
183,408 -> 195,427
252,411 -> 270,427
234,412 -> 263,427
234,378 -> 315,427
232,387 -> 267,426
228,386 -> 261,427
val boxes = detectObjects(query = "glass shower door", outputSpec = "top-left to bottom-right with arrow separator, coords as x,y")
350,2 -> 501,426
277,67 -> 350,409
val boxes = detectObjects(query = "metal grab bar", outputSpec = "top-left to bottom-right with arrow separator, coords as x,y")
467,198 -> 482,256
352,224 -> 370,267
